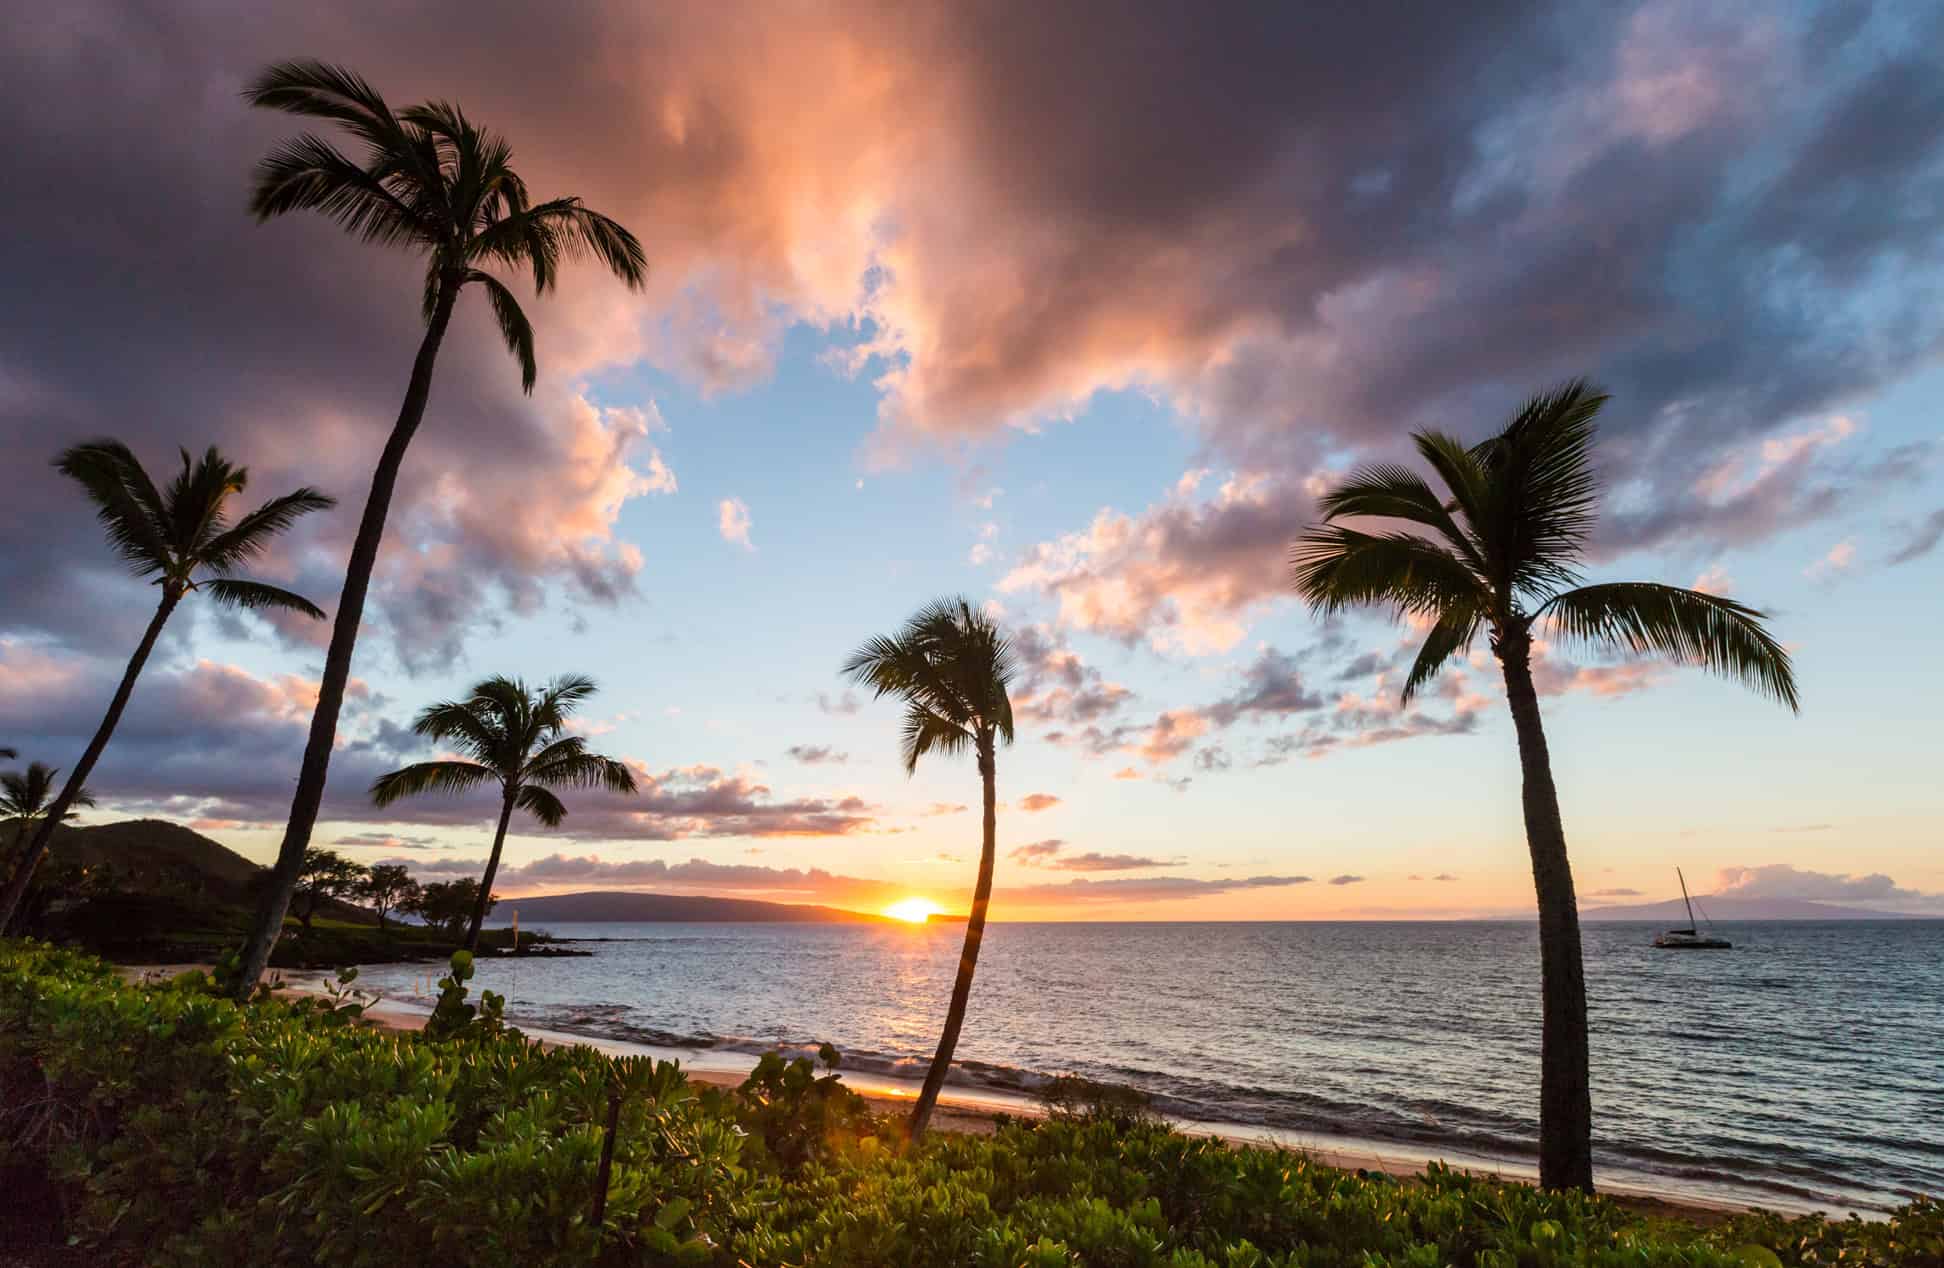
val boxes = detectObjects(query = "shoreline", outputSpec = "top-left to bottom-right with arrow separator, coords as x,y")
201,966 -> 1796,1223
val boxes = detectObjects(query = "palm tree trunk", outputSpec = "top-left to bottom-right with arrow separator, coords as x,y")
1497,628 -> 1594,1192
464,793 -> 517,953
909,734 -> 998,1143
234,284 -> 461,997
0,591 -> 179,933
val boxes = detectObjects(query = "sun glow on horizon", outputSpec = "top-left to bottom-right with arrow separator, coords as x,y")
882,897 -> 943,923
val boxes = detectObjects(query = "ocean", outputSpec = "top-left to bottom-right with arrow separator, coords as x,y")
346,919 -> 1943,1213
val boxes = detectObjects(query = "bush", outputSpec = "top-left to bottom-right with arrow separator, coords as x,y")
0,941 -> 1933,1267
1037,1072 -> 1163,1130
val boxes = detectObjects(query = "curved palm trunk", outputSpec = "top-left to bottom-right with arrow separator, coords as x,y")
234,285 -> 460,997
0,591 -> 179,933
1497,629 -> 1594,1192
909,735 -> 997,1144
464,792 -> 517,952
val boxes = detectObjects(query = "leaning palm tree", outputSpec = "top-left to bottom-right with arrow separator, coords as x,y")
0,443 -> 330,933
234,61 -> 648,996
2,762 -> 96,853
1290,380 -> 1797,1192
370,675 -> 637,951
842,598 -> 1017,1143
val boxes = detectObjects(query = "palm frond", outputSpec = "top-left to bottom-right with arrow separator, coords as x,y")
1412,431 -> 1492,532
527,751 -> 636,794
199,487 -> 336,573
1401,607 -> 1484,703
1291,525 -> 1486,619
1536,582 -> 1799,711
369,759 -> 495,806
53,441 -> 173,576
242,60 -> 407,155
900,703 -> 973,775
1472,379 -> 1606,598
514,783 -> 568,827
470,269 -> 536,392
1318,462 -> 1488,577
410,700 -> 507,767
202,578 -> 327,620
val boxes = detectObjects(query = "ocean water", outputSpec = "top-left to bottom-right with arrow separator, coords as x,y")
348,920 -> 1943,1213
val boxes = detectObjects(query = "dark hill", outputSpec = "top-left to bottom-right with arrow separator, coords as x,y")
486,890 -> 887,924
43,818 -> 375,924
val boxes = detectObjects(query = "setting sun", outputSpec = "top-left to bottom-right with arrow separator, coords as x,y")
882,897 -> 943,924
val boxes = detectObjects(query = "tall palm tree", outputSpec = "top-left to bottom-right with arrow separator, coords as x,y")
842,598 -> 1017,1143
1290,380 -> 1797,1191
233,61 -> 649,996
0,443 -> 330,933
2,762 -> 96,853
370,674 -> 636,951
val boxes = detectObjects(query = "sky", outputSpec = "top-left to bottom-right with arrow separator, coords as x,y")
2,0 -> 1941,921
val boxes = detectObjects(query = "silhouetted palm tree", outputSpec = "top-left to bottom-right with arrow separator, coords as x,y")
370,674 -> 636,951
2,762 -> 96,854
234,61 -> 649,996
0,443 -> 330,933
842,598 -> 1017,1142
1290,380 -> 1798,1191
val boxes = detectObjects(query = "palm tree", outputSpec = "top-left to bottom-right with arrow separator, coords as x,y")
233,61 -> 648,996
842,598 -> 1017,1142
1290,380 -> 1797,1191
0,443 -> 331,933
370,675 -> 636,951
2,762 -> 97,853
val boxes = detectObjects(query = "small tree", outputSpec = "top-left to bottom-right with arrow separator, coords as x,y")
292,848 -> 368,930
359,863 -> 418,932
412,878 -> 493,941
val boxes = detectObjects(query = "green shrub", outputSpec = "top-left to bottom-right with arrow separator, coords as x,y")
0,940 -> 1932,1267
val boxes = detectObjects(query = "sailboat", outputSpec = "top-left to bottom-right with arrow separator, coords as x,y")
1652,868 -> 1732,949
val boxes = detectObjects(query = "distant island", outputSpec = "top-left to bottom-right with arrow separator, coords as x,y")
1579,894 -> 1929,921
485,890 -> 892,924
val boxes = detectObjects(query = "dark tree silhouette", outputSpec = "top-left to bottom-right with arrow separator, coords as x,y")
371,675 -> 635,951
234,62 -> 647,996
359,863 -> 418,932
1290,380 -> 1798,1190
0,443 -> 329,933
842,597 -> 1017,1142
293,848 -> 369,930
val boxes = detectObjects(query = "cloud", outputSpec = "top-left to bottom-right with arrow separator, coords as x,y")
1016,793 -> 1062,813
784,744 -> 848,766
1328,874 -> 1364,886
1587,887 -> 1643,898
717,497 -> 754,550
7,1 -> 1944,706
1008,625 -> 1134,729
1803,538 -> 1856,581
1008,838 -> 1065,864
332,832 -> 446,851
1712,864 -> 1934,904
1887,507 -> 1944,565
1202,647 -> 1327,727
1000,472 -> 1314,655
1048,852 -> 1183,872
921,801 -> 968,816
815,691 -> 862,716
1003,874 -> 1313,904
1433,873 -> 1459,882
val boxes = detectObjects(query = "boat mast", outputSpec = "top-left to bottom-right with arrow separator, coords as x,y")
1677,867 -> 1697,931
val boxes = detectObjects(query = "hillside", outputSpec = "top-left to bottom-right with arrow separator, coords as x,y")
1579,894 -> 1928,921
42,818 -> 375,924
485,890 -> 889,924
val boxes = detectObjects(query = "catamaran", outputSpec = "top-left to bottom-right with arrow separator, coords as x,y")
1652,868 -> 1731,949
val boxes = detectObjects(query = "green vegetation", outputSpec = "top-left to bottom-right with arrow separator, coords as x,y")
371,674 -> 637,950
3,943 -> 1932,1267
0,442 -> 331,935
1290,382 -> 1799,1192
233,61 -> 648,995
843,596 -> 1018,1142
